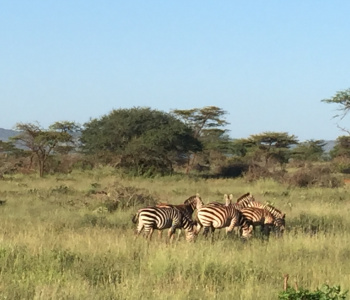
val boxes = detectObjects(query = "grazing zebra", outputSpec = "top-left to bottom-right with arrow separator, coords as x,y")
235,192 -> 256,209
156,194 -> 203,219
238,199 -> 286,235
196,199 -> 253,239
239,207 -> 276,237
156,194 -> 203,239
132,206 -> 197,242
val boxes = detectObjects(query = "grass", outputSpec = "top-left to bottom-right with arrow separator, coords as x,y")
0,168 -> 349,299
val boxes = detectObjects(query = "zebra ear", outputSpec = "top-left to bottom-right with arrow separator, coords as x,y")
229,194 -> 234,201
282,213 -> 286,219
224,194 -> 231,206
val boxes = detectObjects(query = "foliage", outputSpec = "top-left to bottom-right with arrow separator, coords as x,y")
322,88 -> 350,133
279,284 -> 348,300
81,107 -> 202,176
285,165 -> 343,188
291,140 -> 326,161
232,132 -> 298,167
89,182 -> 159,212
330,136 -> 350,159
10,122 -> 79,177
172,106 -> 230,172
322,88 -> 350,119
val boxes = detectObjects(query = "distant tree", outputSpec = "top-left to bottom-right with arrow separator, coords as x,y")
80,107 -> 202,175
291,140 -> 326,161
10,122 -> 79,177
243,132 -> 299,168
322,88 -> 350,134
0,140 -> 22,157
330,136 -> 350,158
171,106 -> 229,172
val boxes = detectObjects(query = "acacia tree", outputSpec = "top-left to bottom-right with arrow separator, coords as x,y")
242,132 -> 299,169
330,136 -> 350,158
171,106 -> 229,172
11,122 -> 79,177
322,88 -> 350,134
291,140 -> 326,162
80,107 -> 202,175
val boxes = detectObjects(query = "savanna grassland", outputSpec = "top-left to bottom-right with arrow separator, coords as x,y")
0,167 -> 349,300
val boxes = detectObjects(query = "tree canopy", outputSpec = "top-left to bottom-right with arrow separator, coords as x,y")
80,107 -> 202,175
10,122 -> 78,177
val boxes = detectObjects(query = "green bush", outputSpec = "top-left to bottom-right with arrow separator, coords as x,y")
279,284 -> 348,300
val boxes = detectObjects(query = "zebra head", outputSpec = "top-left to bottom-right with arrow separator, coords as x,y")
274,213 -> 286,235
241,223 -> 254,239
184,193 -> 203,210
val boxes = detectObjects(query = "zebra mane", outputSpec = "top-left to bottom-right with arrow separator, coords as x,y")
236,192 -> 254,203
263,203 -> 285,218
184,193 -> 203,209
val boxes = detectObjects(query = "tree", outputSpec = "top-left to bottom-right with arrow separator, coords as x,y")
330,136 -> 350,158
322,88 -> 350,134
243,132 -> 299,168
80,107 -> 202,175
291,140 -> 326,161
10,122 -> 79,177
171,106 -> 229,172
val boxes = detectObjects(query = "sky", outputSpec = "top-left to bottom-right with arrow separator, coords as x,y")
1,1 -> 350,142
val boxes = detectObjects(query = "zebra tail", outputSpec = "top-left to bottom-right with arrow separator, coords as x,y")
131,211 -> 139,224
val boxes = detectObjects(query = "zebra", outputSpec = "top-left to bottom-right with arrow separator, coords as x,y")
238,199 -> 286,235
196,199 -> 253,239
132,206 -> 197,242
156,194 -> 203,219
156,194 -> 203,239
239,207 -> 276,237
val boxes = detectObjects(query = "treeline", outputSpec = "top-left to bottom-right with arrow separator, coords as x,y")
1,105 -> 350,186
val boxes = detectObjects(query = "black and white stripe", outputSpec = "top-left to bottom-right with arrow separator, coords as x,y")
239,207 -> 275,236
238,200 -> 286,235
132,206 -> 197,242
196,201 -> 253,239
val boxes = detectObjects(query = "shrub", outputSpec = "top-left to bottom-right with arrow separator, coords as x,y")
279,284 -> 348,300
285,165 -> 343,188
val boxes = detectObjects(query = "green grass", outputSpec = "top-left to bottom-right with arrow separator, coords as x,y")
0,168 -> 349,299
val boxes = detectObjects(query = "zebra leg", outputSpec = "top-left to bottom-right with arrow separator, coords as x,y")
146,228 -> 154,241
134,223 -> 144,240
168,226 -> 176,243
210,227 -> 216,243
203,227 -> 210,238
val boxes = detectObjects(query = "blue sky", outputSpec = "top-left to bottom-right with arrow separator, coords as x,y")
1,1 -> 350,141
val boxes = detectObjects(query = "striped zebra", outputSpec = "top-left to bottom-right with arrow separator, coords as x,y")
239,207 -> 276,237
156,194 -> 203,239
157,194 -> 203,219
132,206 -> 197,242
196,198 -> 253,239
238,199 -> 286,235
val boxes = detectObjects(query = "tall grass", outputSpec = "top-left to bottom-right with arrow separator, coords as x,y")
0,168 -> 349,299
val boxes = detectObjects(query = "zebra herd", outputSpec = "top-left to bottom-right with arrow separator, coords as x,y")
131,193 -> 286,242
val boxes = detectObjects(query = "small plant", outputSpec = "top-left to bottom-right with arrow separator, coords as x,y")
279,276 -> 348,300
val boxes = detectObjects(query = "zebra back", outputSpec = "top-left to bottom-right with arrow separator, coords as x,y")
263,204 -> 286,231
240,207 -> 275,226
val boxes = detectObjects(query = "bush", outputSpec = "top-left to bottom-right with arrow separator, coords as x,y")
215,162 -> 249,178
285,165 -> 343,188
279,284 -> 348,300
90,182 -> 159,212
